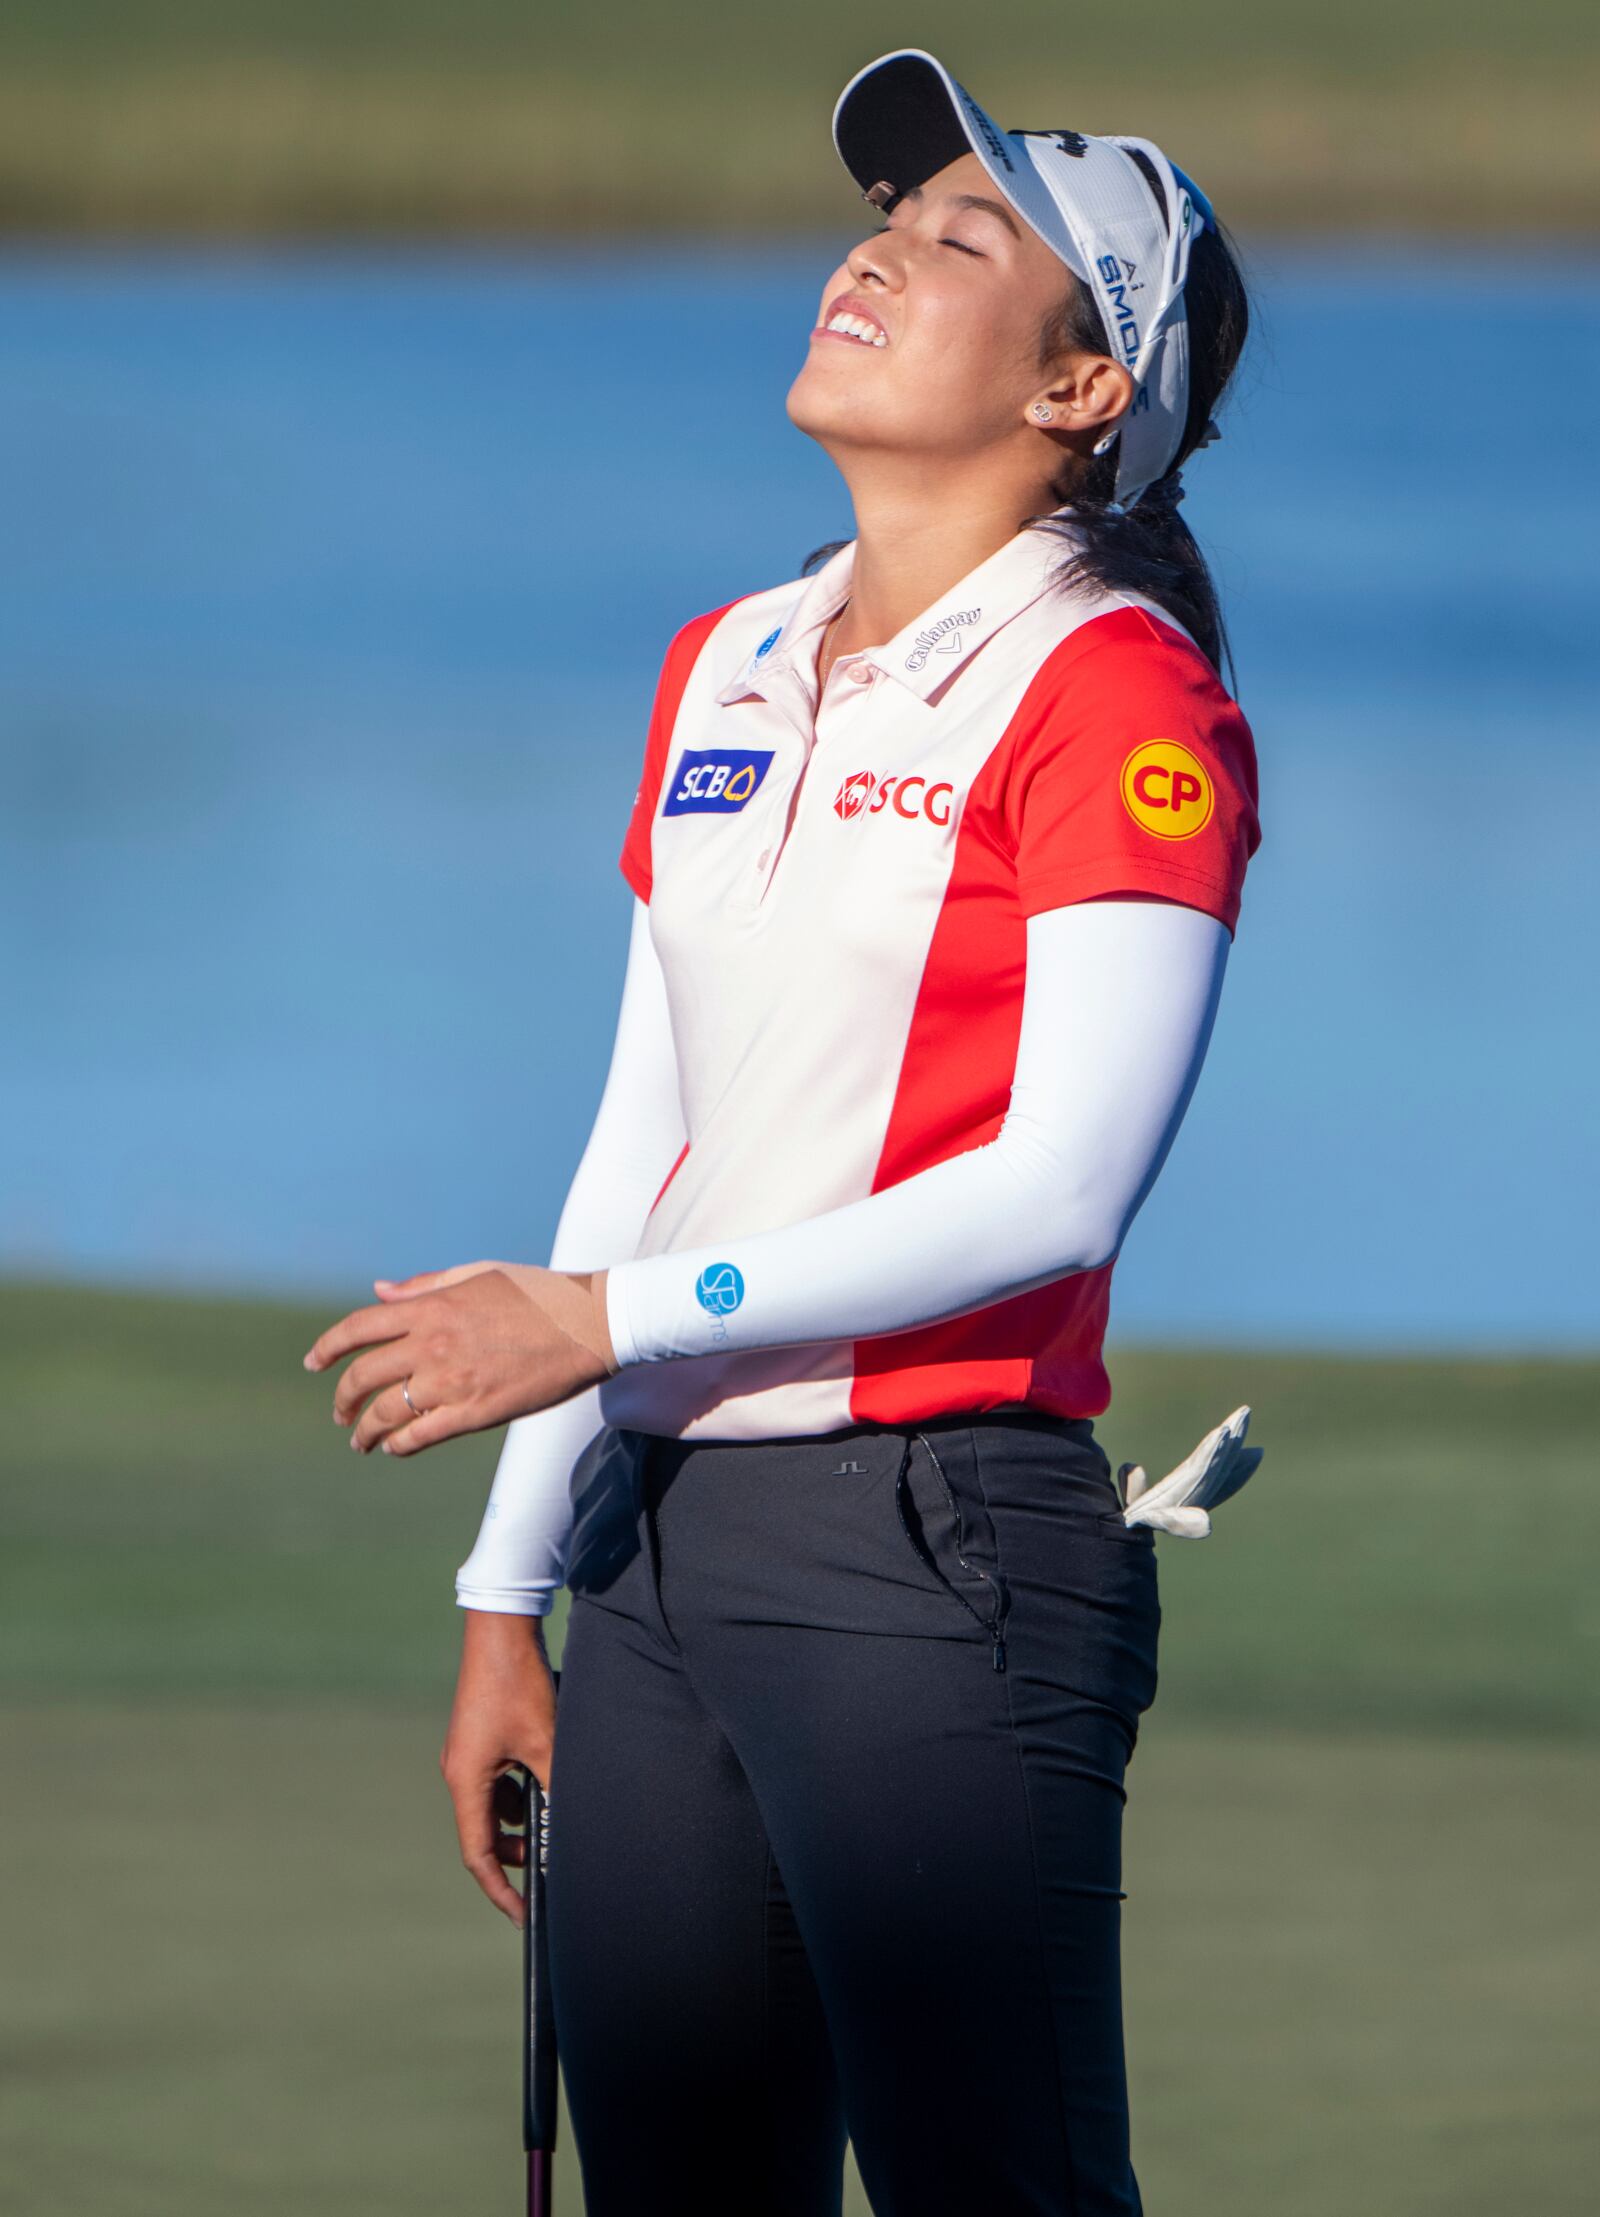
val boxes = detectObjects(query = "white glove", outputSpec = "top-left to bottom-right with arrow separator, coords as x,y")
1115,1405 -> 1263,1538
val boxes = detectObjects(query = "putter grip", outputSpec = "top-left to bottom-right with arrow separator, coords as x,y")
521,1666 -> 560,2176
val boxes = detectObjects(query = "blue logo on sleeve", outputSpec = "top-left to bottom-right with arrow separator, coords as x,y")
755,626 -> 782,660
663,749 -> 775,815
694,1263 -> 745,1316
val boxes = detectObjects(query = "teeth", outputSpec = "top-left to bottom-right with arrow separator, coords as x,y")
826,312 -> 886,347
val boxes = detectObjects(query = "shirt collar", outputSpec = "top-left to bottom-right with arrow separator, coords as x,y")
715,507 -> 1085,714
714,543 -> 854,713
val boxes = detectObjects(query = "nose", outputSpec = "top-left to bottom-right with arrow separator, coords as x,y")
845,229 -> 898,292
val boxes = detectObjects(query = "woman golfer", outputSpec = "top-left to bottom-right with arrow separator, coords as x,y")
306,47 -> 1263,2216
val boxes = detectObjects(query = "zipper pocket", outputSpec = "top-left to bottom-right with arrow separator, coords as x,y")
894,1432 -> 1010,1674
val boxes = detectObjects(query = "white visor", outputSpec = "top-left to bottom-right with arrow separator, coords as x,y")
832,48 -> 1215,509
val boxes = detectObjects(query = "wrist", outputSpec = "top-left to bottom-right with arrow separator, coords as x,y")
602,1261 -> 641,1370
591,1267 -> 619,1374
540,1266 -> 620,1381
463,1606 -> 549,1657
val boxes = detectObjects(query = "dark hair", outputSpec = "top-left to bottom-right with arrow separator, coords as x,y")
803,151 -> 1252,689
1032,150 -> 1251,685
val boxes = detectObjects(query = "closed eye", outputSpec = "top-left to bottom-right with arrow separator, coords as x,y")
869,224 -> 985,258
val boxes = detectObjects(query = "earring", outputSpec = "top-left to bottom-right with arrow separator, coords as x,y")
1031,403 -> 1054,422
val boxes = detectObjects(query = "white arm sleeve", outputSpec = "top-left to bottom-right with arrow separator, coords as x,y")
605,898 -> 1230,1363
454,896 -> 686,1614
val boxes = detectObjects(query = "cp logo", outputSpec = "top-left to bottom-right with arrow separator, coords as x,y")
1120,740 -> 1215,840
834,772 -> 875,819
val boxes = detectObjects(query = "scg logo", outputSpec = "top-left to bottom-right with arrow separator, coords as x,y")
833,772 -> 956,827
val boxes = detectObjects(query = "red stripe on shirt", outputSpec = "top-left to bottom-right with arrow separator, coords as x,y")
848,607 -> 1259,1425
618,600 -> 751,903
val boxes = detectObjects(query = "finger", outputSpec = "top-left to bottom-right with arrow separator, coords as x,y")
466,1838 -> 525,1923
331,1344 -> 413,1428
373,1275 -> 442,1301
379,1403 -> 472,1457
495,1833 -> 528,1869
350,1382 -> 417,1454
374,1262 -> 495,1300
303,1303 -> 412,1373
492,1769 -> 530,1827
445,1762 -> 527,1926
459,1817 -> 526,1924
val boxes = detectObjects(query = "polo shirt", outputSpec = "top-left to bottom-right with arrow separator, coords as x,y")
596,513 -> 1261,1442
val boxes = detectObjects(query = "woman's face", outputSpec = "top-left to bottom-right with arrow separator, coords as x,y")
786,150 -> 1123,471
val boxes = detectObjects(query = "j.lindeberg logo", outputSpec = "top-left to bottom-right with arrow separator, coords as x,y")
904,607 -> 980,672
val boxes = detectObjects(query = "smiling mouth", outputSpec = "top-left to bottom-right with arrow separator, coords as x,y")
815,308 -> 888,349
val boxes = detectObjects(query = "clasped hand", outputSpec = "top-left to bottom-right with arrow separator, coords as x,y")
302,1262 -> 618,1457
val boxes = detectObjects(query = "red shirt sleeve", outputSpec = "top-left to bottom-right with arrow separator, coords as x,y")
618,601 -> 746,902
1004,606 -> 1262,938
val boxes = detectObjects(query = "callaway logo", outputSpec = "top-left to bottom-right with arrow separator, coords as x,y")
833,771 -> 956,827
905,607 -> 980,672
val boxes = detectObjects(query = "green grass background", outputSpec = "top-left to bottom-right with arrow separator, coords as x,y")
3,1278 -> 1597,2212
1,0 -> 1596,235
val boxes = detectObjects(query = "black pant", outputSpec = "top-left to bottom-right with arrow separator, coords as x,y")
546,1409 -> 1162,2216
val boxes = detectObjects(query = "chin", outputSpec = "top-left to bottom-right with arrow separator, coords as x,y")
784,379 -> 828,439
785,361 -> 890,448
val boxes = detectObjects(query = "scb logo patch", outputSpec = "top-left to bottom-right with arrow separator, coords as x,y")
1120,740 -> 1215,840
663,748 -> 775,816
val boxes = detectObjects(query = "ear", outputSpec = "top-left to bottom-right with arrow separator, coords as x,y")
1025,352 -> 1135,440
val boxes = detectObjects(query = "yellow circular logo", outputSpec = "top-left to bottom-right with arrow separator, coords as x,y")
1120,740 -> 1215,841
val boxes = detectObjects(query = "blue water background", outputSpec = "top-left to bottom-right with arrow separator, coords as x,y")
3,242 -> 1597,1351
